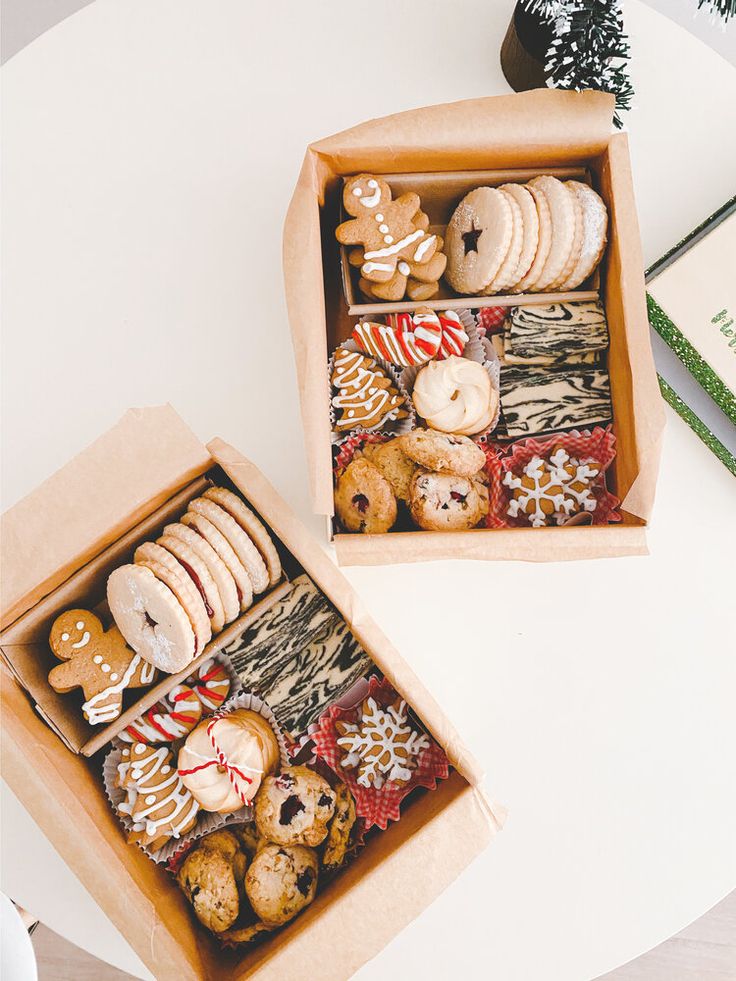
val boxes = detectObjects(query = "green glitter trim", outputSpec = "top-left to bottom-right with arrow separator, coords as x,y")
658,376 -> 736,477
647,293 -> 736,427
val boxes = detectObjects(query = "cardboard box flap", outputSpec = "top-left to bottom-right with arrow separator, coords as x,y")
310,90 -> 615,173
1,405 -> 211,631
284,91 -> 616,515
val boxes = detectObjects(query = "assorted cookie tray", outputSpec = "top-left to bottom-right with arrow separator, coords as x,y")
1,411 -> 498,977
328,169 -> 619,537
286,91 -> 665,563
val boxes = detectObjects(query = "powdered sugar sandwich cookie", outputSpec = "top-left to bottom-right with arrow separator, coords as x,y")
445,176 -> 607,296
107,487 -> 281,673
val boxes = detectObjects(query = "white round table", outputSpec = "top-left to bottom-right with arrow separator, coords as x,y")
2,2 -> 735,978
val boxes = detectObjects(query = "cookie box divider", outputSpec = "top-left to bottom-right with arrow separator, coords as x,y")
1,406 -> 503,980
338,165 -> 600,316
285,90 -> 665,561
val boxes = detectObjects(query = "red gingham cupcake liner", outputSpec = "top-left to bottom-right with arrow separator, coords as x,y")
476,305 -> 507,335
311,676 -> 449,831
484,426 -> 621,529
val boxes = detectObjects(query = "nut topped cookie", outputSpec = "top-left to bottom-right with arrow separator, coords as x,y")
361,436 -> 418,500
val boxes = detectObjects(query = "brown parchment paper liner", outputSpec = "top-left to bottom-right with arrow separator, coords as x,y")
401,328 -> 501,440
103,690 -> 289,864
328,339 -> 414,443
283,90 -> 665,538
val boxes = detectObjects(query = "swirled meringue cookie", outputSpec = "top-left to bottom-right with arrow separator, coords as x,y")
411,356 -> 498,436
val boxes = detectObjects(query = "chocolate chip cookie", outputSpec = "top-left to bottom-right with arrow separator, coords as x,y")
402,428 -> 486,477
245,844 -> 319,927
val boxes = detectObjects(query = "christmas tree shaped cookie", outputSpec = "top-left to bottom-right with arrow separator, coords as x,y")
331,347 -> 408,432
117,741 -> 200,851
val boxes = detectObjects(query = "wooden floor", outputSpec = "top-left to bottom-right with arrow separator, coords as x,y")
28,890 -> 736,980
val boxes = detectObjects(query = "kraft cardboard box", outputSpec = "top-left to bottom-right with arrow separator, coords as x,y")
283,90 -> 665,565
0,405 -> 503,981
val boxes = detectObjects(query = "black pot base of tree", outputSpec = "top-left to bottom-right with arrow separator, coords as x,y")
500,2 -> 556,92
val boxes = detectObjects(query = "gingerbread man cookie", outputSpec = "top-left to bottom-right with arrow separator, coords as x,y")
336,175 -> 438,284
48,610 -> 157,725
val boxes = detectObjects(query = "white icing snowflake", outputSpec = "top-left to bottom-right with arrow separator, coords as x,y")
503,449 -> 600,527
336,697 -> 430,789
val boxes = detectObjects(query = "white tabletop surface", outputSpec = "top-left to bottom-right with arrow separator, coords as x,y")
2,1 -> 736,979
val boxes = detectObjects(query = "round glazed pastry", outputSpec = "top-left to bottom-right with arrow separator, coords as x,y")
178,709 -> 280,813
445,187 -> 513,294
401,428 -> 486,477
334,459 -> 397,534
409,471 -> 489,531
411,357 -> 498,436
107,564 -> 196,672
254,766 -> 336,847
245,844 -> 319,927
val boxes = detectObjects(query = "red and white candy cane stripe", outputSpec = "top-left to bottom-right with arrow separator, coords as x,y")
189,658 -> 231,712
177,714 -> 256,807
120,684 -> 202,744
352,310 -> 442,367
435,312 -> 469,359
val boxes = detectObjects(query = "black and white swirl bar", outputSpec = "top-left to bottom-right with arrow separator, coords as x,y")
500,365 -> 612,438
222,574 -> 370,737
508,302 -> 609,359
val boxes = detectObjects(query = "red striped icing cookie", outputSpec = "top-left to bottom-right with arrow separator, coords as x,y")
120,683 -> 202,743
435,312 -> 469,359
188,657 -> 231,712
352,309 -> 441,367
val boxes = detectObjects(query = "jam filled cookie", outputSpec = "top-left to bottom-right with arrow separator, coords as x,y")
401,428 -> 486,478
107,564 -> 197,673
254,766 -> 336,847
409,471 -> 489,531
334,459 -> 397,534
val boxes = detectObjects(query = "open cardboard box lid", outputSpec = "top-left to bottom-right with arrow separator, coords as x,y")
0,404 -> 211,632
283,90 -> 665,557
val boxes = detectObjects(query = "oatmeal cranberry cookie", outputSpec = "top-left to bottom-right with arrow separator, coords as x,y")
244,843 -> 319,927
334,459 -> 397,534
176,830 -> 248,933
361,436 -> 418,501
255,766 -> 336,847
409,471 -> 489,531
401,428 -> 485,478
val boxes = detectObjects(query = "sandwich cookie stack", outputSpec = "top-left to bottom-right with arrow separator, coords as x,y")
445,176 -> 607,296
107,487 -> 281,673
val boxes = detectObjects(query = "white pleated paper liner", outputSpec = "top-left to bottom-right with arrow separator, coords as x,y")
103,691 -> 288,864
401,330 -> 502,441
328,339 -> 414,445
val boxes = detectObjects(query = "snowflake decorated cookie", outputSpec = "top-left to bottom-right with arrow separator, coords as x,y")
503,447 -> 601,527
335,697 -> 429,789
311,676 -> 449,830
